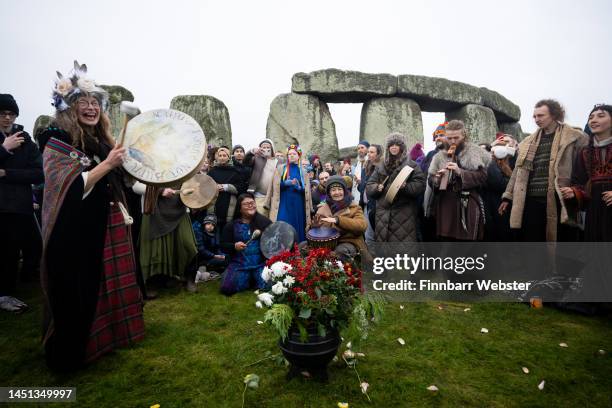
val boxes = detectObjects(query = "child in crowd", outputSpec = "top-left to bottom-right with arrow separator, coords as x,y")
192,214 -> 228,282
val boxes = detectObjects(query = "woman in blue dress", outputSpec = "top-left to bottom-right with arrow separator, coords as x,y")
220,193 -> 272,295
265,145 -> 312,242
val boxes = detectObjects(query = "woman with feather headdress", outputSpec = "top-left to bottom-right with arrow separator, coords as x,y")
37,61 -> 144,371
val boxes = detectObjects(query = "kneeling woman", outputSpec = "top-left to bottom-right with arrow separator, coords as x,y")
311,176 -> 368,262
220,193 -> 272,295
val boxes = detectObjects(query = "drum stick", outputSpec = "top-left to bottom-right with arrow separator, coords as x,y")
244,229 -> 262,246
117,101 -> 141,147
174,188 -> 196,195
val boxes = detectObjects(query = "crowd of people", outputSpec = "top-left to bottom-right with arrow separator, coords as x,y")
1,62 -> 611,371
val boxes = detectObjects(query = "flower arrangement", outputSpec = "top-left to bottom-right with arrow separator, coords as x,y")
52,60 -> 109,112
255,245 -> 384,342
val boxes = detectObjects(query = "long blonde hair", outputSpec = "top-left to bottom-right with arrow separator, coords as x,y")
54,99 -> 114,151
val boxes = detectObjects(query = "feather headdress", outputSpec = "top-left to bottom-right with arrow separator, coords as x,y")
52,60 -> 109,112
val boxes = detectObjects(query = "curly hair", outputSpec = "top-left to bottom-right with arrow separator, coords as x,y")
54,100 -> 114,152
535,99 -> 565,122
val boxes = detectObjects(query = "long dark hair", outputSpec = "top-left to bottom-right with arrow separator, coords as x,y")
585,104 -> 612,194
366,144 -> 383,177
234,192 -> 256,219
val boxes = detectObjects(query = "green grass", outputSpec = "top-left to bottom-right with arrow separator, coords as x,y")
1,282 -> 612,408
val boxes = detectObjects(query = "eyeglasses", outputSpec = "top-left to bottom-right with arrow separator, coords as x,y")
0,111 -> 17,118
77,99 -> 100,109
241,201 -> 256,208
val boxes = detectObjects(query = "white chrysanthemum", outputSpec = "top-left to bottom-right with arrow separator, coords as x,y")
255,301 -> 263,309
261,266 -> 272,282
77,76 -> 96,92
282,276 -> 295,287
257,292 -> 274,307
336,260 -> 344,270
271,282 -> 288,295
271,261 -> 292,278
55,78 -> 73,96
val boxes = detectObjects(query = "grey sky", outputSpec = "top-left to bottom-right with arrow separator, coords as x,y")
2,0 -> 610,153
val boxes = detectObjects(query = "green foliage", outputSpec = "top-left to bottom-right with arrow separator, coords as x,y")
344,292 -> 387,345
2,283 -> 612,407
263,304 -> 294,341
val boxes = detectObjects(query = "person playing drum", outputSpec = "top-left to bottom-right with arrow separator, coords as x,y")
310,175 -> 368,262
220,193 -> 272,295
37,61 -> 144,370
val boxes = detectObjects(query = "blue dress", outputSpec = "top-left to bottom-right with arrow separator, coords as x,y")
220,221 -> 266,295
277,163 -> 306,242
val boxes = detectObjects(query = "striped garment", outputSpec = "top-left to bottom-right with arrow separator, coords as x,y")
527,132 -> 554,197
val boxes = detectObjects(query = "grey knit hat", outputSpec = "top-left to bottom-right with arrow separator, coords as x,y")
203,214 -> 217,227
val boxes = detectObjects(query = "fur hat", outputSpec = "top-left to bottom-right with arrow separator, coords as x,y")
0,94 -> 19,116
52,60 -> 109,112
385,132 -> 407,150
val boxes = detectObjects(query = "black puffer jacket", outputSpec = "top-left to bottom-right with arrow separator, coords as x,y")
0,125 -> 44,214
366,156 -> 426,242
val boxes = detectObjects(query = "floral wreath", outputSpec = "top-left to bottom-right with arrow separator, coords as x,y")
282,144 -> 304,182
286,144 -> 302,156
52,60 -> 109,112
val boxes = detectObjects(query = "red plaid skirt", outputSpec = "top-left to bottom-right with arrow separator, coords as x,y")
85,204 -> 145,362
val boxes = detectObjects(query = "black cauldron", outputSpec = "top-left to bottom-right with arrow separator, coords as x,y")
279,323 -> 341,382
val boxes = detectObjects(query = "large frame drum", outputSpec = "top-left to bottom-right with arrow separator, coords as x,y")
122,109 -> 207,187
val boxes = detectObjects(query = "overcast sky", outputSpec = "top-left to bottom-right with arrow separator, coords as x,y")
2,0 -> 610,152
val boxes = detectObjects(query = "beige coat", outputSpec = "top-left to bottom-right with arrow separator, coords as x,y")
312,203 -> 368,256
264,164 -> 312,229
502,124 -> 587,241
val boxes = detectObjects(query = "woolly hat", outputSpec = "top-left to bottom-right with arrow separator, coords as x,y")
232,144 -> 245,154
259,139 -> 275,155
0,94 -> 19,116
358,140 -> 370,148
433,122 -> 448,141
326,175 -> 353,212
215,146 -> 231,158
52,60 -> 109,112
325,175 -> 347,195
203,214 -> 217,227
410,143 -> 424,161
342,175 -> 353,190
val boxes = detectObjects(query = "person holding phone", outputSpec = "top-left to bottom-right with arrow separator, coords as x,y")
0,94 -> 44,313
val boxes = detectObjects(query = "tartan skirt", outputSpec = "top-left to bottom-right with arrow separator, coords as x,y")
85,203 -> 145,362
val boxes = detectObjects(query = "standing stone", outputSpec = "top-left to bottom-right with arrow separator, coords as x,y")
292,69 -> 397,103
170,95 -> 232,148
32,115 -> 54,141
100,85 -> 135,140
479,87 -> 521,122
360,97 -> 423,147
266,93 -> 338,163
397,74 -> 483,112
338,146 -> 358,161
446,104 -> 498,145
498,121 -> 526,141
